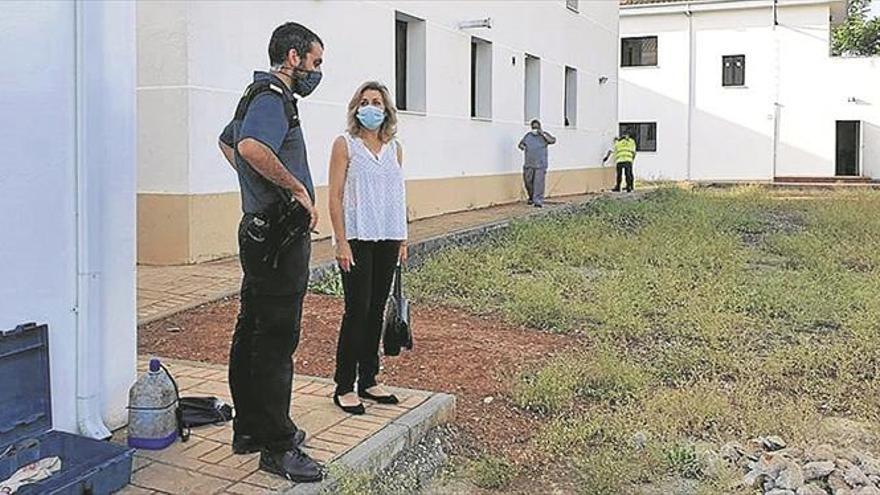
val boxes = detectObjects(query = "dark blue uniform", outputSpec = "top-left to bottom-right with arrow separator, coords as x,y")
219,71 -> 312,452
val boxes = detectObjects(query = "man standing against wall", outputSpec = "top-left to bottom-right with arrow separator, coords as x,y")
518,119 -> 557,208
604,133 -> 637,192
217,22 -> 323,482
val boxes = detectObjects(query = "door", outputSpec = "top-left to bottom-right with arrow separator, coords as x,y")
836,120 -> 861,176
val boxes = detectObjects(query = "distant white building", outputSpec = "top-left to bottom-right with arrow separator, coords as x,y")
619,0 -> 880,182
1,2 -> 137,436
137,0 -> 621,265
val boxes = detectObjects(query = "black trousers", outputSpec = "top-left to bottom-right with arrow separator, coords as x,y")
334,240 -> 401,395
229,214 -> 311,452
616,161 -> 634,191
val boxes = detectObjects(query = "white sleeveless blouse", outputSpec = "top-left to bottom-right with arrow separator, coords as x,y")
341,133 -> 408,241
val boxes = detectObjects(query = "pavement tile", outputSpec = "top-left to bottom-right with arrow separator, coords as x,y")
131,462 -> 231,494
132,456 -> 153,472
200,443 -> 235,464
239,457 -> 260,473
294,409 -> 346,435
344,413 -> 389,426
303,448 -> 336,463
297,382 -> 325,395
225,482 -> 275,495
243,471 -> 294,491
303,438 -> 350,454
336,417 -> 387,433
399,394 -> 428,409
198,463 -> 255,482
314,430 -> 362,447
219,453 -> 258,469
183,440 -> 224,459
327,424 -> 376,438
115,485 -> 155,495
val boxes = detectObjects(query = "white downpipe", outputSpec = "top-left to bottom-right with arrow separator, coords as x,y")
685,3 -> 695,181
74,0 -> 111,441
770,0 -> 781,181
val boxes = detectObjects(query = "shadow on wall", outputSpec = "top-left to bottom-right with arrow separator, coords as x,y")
622,80 -> 829,181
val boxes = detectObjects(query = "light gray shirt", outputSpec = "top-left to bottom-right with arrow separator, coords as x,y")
519,131 -> 554,169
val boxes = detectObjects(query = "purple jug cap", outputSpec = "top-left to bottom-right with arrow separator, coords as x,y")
149,358 -> 161,373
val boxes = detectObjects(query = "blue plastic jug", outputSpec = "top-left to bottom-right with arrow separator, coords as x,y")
127,358 -> 179,450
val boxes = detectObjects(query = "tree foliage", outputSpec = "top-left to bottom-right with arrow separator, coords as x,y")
832,0 -> 880,56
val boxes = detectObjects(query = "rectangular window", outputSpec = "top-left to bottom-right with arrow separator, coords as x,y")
722,55 -> 746,87
471,37 -> 493,119
564,66 -> 577,127
621,36 -> 658,67
395,20 -> 407,110
619,122 -> 657,152
395,12 -> 426,112
566,0 -> 579,12
524,55 -> 541,121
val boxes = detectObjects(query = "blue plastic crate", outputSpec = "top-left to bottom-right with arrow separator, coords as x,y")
0,323 -> 134,494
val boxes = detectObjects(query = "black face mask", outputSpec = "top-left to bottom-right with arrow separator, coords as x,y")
280,63 -> 322,97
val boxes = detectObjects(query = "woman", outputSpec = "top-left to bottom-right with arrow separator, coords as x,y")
328,81 -> 408,414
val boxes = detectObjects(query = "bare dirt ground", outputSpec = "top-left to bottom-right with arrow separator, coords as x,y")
139,294 -> 578,468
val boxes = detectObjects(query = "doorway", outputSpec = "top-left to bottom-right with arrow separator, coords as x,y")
836,120 -> 861,176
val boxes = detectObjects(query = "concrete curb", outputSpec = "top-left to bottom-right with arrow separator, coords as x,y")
286,393 -> 456,495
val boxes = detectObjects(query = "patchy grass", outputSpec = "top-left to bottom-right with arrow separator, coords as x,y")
466,454 -> 517,490
410,185 -> 880,493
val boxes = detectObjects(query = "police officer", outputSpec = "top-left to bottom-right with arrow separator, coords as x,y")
604,132 -> 637,192
217,22 -> 323,483
518,119 -> 557,207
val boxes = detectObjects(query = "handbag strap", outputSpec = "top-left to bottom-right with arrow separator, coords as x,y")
394,264 -> 403,298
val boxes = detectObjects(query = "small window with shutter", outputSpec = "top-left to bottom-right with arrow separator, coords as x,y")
722,55 -> 746,87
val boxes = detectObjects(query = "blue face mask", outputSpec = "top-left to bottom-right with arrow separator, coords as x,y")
356,105 -> 386,130
293,68 -> 322,97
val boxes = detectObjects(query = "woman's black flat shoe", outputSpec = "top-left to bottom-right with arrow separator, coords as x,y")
334,394 -> 365,415
358,389 -> 399,405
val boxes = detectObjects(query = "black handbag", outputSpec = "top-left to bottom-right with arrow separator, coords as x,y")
383,265 -> 413,356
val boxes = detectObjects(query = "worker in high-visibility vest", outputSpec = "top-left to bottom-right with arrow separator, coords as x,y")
603,133 -> 637,192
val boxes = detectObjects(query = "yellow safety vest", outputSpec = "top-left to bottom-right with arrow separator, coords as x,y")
614,138 -> 637,164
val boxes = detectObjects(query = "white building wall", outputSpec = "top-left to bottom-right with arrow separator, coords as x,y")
0,1 -> 136,432
691,8 -> 776,180
138,0 -> 620,194
619,13 -> 691,180
620,0 -> 880,181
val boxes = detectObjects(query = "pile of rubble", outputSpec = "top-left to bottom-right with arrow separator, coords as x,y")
720,436 -> 880,495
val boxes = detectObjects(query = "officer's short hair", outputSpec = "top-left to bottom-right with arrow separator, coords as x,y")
269,22 -> 324,67
530,119 -> 541,128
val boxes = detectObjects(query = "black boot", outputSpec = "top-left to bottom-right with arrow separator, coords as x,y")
259,448 -> 323,483
233,429 -> 306,455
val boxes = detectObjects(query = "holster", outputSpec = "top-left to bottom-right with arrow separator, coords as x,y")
260,200 -> 311,269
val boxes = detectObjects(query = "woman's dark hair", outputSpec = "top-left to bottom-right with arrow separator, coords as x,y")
530,119 -> 541,127
268,22 -> 323,66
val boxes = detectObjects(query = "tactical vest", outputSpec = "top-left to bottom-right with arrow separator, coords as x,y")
232,79 -> 301,130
